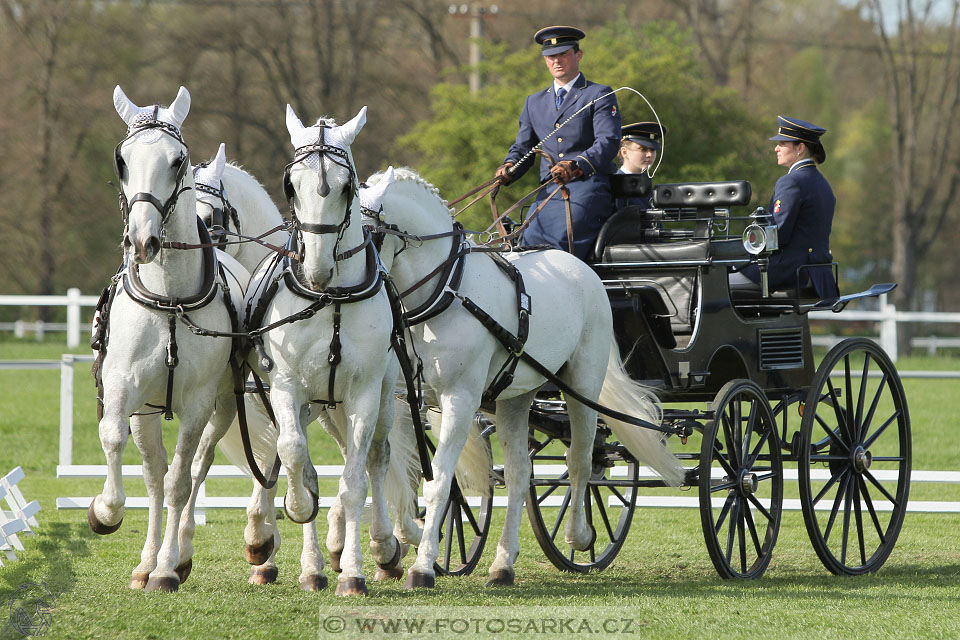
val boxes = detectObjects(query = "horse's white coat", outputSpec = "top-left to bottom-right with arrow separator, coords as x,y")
245,105 -> 401,592
367,168 -> 684,586
93,86 -> 250,591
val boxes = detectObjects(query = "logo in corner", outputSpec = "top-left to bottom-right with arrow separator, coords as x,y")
8,582 -> 56,637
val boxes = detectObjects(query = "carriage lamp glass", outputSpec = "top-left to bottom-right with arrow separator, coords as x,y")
742,223 -> 779,255
742,223 -> 767,255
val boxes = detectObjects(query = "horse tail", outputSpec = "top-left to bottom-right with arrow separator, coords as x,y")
381,404 -> 422,538
217,395 -> 278,476
599,340 -> 685,487
453,412 -> 493,497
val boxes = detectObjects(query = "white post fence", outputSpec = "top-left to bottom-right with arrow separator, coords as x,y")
0,467 -> 41,565
0,288 -> 100,348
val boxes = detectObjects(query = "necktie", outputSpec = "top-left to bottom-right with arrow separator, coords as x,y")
556,87 -> 566,109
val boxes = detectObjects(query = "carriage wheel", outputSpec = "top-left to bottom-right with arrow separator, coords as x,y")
526,426 -> 638,573
699,379 -> 783,579
421,425 -> 493,577
797,338 -> 911,575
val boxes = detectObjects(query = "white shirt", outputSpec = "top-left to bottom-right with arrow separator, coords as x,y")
553,73 -> 582,100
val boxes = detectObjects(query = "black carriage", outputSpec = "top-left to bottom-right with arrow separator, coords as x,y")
433,177 -> 911,580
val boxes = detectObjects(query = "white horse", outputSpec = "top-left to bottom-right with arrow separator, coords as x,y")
193,143 -> 289,275
89,85 -> 250,592
364,167 -> 686,588
242,105 -> 402,596
192,149 -> 424,589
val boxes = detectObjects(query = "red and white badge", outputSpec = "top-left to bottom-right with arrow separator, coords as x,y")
774,199 -> 781,214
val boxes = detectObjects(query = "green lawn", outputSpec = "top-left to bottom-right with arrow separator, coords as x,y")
1,338 -> 959,639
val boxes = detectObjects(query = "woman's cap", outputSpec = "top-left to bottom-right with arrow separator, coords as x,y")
622,122 -> 666,150
769,115 -> 826,145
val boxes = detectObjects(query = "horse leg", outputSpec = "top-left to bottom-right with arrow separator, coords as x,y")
334,390 -> 384,597
127,412 -> 167,589
368,374 -> 404,581
299,519 -> 328,591
247,480 -> 281,585
272,386 -> 318,524
145,405 -> 212,592
179,390 -> 238,584
315,406 -> 348,573
90,398 -> 133,535
485,390 -> 536,587
563,396 -> 600,551
405,391 -> 478,590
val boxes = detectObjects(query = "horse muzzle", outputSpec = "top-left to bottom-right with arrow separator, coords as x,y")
124,231 -> 161,264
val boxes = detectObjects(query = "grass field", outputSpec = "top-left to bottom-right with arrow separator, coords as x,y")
1,339 -> 959,639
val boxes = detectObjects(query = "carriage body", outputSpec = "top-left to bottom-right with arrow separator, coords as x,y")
514,178 -> 912,579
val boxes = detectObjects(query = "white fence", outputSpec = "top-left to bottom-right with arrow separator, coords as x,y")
0,467 -> 41,565
37,354 -> 960,519
5,291 -> 960,359
0,289 -> 100,348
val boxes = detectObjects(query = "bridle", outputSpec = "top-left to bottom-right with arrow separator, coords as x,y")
282,124 -> 359,259
113,107 -> 192,234
193,162 -> 239,250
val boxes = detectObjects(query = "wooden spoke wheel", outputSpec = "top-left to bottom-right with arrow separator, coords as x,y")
699,379 -> 783,579
798,338 -> 911,575
526,425 -> 639,573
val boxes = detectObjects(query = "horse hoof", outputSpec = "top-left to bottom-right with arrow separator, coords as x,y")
175,558 -> 193,584
144,576 -> 180,592
335,577 -> 368,597
249,565 -> 279,585
485,569 -> 515,587
244,538 -> 275,565
283,489 -> 319,524
403,570 -> 435,590
329,550 -> 342,573
374,565 -> 404,581
88,503 -> 122,535
300,574 -> 328,591
571,525 -> 597,552
129,571 -> 150,590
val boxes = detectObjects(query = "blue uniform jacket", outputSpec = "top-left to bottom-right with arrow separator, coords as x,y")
504,74 -> 621,259
741,158 -> 839,298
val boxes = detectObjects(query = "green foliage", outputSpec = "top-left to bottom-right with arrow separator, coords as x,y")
396,19 -> 782,232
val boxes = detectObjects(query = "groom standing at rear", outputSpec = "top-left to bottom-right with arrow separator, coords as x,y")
495,26 -> 621,261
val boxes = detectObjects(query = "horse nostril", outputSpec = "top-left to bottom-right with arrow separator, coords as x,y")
123,236 -> 132,249
149,237 -> 161,256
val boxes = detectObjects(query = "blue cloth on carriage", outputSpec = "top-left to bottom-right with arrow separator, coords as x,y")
504,73 -> 621,260
738,156 -> 839,298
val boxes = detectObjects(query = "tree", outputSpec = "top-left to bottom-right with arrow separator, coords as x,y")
397,19 -> 780,234
866,0 -> 960,351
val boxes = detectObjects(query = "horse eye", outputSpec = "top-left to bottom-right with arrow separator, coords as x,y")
171,154 -> 185,171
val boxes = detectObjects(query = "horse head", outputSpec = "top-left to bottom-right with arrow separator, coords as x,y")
113,85 -> 193,264
195,143 -> 230,248
284,104 -> 366,288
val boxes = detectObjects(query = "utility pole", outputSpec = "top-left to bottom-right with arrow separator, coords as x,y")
448,3 -> 498,93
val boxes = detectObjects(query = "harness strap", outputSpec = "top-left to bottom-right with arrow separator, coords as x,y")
453,292 -> 677,436
163,314 -> 178,421
478,254 -> 531,403
561,184 -> 574,254
233,361 -> 282,489
321,303 -> 343,408
383,275 -> 433,481
91,276 -> 121,422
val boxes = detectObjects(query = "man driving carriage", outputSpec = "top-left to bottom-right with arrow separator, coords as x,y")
495,26 -> 621,260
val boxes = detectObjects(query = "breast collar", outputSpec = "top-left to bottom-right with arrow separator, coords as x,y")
397,223 -> 470,326
122,218 -> 221,312
281,230 -> 384,304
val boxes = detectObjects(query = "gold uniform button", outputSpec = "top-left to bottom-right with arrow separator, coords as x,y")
558,153 -> 564,158
808,248 -> 813,252
555,123 -> 560,128
557,137 -> 563,142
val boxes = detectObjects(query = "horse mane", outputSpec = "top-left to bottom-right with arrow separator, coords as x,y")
367,167 -> 450,209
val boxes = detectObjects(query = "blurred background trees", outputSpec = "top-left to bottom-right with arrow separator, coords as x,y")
1,0 -> 959,346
